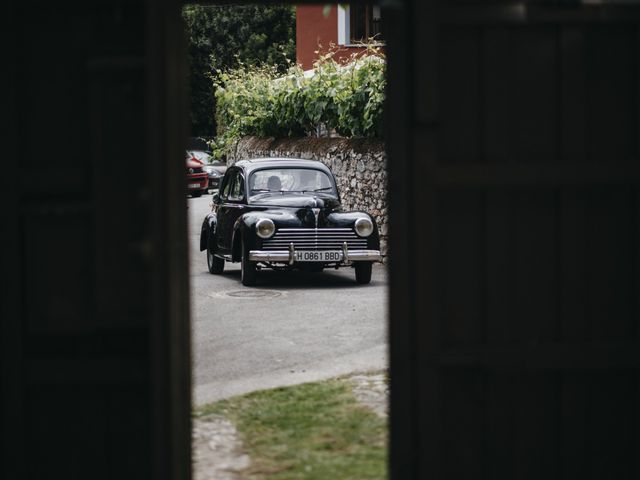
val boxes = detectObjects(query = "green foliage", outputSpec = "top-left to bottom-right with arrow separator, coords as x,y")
213,47 -> 386,157
196,377 -> 387,479
182,5 -> 295,136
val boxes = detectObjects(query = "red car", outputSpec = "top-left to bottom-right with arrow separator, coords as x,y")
186,154 -> 209,197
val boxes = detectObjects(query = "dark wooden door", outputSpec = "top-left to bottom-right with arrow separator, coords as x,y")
4,1 -> 640,479
2,2 -> 191,479
387,2 -> 640,479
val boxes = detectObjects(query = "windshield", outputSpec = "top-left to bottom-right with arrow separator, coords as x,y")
187,150 -> 213,163
249,168 -> 336,196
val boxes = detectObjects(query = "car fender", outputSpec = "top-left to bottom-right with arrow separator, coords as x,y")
231,215 -> 254,262
326,210 -> 377,227
326,211 -> 381,248
231,211 -> 299,261
200,212 -> 217,251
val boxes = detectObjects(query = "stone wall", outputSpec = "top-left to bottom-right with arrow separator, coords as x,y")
228,136 -> 388,259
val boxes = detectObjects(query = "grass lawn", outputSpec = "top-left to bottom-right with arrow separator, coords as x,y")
195,377 -> 387,480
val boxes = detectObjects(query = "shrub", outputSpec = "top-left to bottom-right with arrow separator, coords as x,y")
182,5 -> 295,136
212,47 -> 386,157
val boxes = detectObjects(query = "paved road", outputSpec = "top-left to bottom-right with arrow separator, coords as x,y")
188,194 -> 388,405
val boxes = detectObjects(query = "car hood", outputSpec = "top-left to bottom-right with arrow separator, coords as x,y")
249,193 -> 341,210
186,158 -> 204,168
205,165 -> 227,174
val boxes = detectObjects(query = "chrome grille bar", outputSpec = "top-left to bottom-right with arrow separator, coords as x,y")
270,235 -> 361,242
262,227 -> 367,251
273,228 -> 354,232
265,243 -> 368,246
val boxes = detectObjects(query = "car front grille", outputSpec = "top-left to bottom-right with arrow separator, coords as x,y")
262,228 -> 367,251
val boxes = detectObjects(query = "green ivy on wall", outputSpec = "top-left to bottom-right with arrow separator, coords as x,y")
212,47 -> 386,157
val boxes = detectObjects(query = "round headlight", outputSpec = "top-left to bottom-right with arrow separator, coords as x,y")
256,218 -> 276,239
354,217 -> 374,237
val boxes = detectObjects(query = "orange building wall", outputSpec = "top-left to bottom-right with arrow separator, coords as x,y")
296,5 -> 338,70
296,5 -> 386,71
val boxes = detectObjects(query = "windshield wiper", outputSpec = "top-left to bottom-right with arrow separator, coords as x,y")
252,188 -> 288,195
253,188 -> 332,194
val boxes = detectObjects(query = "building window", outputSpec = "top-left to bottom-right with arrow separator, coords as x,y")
338,4 -> 383,46
349,4 -> 382,43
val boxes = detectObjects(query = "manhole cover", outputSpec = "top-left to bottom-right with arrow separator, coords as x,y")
225,290 -> 282,299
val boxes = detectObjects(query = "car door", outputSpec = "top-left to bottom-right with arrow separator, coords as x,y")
214,168 -> 235,253
216,168 -> 247,253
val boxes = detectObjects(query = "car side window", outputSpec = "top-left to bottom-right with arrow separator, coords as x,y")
220,170 -> 234,200
228,173 -> 245,202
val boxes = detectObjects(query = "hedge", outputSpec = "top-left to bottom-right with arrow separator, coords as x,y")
212,47 -> 386,157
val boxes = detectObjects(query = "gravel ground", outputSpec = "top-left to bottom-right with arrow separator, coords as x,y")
349,372 -> 389,418
192,416 -> 251,480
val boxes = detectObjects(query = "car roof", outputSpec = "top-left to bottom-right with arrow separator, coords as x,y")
234,158 -> 332,175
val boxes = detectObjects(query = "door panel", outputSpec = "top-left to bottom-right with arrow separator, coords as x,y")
390,2 -> 640,478
2,3 -> 190,480
216,169 -> 247,253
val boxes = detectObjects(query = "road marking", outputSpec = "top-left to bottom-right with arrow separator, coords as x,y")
206,289 -> 286,299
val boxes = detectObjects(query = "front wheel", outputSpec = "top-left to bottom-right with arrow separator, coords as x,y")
354,262 -> 372,284
207,240 -> 224,274
240,237 -> 257,286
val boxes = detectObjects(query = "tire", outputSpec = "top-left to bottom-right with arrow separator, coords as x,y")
354,262 -> 372,284
240,237 -> 257,286
206,239 -> 224,274
192,190 -> 202,198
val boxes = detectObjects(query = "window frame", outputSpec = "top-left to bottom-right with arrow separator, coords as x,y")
227,171 -> 245,203
338,3 -> 384,47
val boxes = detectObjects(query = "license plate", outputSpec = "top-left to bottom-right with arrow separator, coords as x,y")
294,250 -> 342,262
188,183 -> 201,188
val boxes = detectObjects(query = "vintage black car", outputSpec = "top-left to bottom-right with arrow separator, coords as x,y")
200,158 -> 382,286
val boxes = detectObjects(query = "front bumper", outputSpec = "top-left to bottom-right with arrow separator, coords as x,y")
249,246 -> 382,264
187,175 -> 208,191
